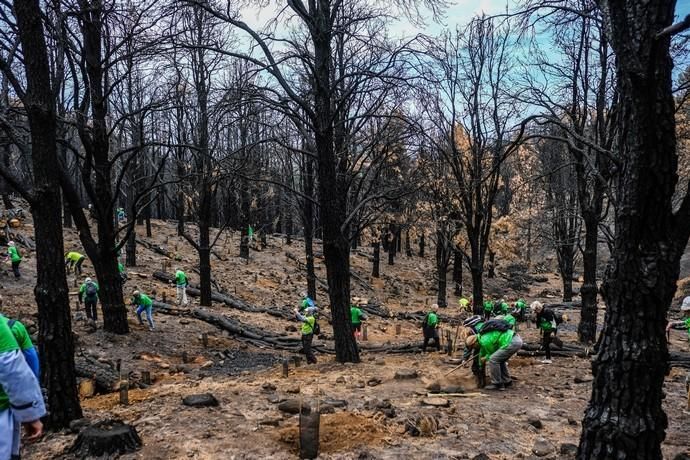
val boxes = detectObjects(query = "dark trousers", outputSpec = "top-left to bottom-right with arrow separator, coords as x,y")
542,329 -> 554,359
75,257 -> 84,275
422,328 -> 440,352
11,261 -> 20,278
302,333 -> 317,364
84,299 -> 98,321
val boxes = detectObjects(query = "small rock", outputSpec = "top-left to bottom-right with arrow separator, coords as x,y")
567,418 -> 578,426
278,399 -> 311,414
158,362 -> 170,369
179,319 -> 190,325
367,377 -> 382,387
355,381 -> 366,389
574,376 -> 592,384
335,376 -> 346,384
200,361 -> 214,369
68,418 -> 90,433
527,417 -> 543,429
560,443 -> 578,457
182,393 -> 219,408
285,385 -> 300,394
376,400 -> 392,409
285,325 -> 297,332
259,418 -> 282,427
394,369 -> 418,380
421,397 -> 450,407
532,438 -> 554,457
472,455 -> 489,460
426,382 -> 441,392
261,383 -> 276,392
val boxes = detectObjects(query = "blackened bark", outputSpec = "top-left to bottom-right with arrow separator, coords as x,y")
560,256 -> 573,302
372,241 -> 380,278
12,0 -> 82,427
578,212 -> 599,344
405,229 -> 411,257
303,157 -> 316,300
578,2 -> 684,457
387,229 -> 396,265
419,233 -> 425,257
453,248 -> 463,296
487,251 -> 495,278
396,227 -> 402,253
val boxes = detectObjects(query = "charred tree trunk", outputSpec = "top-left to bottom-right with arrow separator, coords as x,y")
560,256 -> 574,303
453,248 -> 463,297
578,211 -> 599,344
303,157 -> 317,301
239,180 -> 250,260
372,241 -> 380,278
419,233 -> 425,257
578,2 -> 688,457
405,228 -> 411,257
9,0 -> 83,427
396,227 -> 402,253
387,229 -> 396,265
435,228 -> 450,307
487,251 -> 495,278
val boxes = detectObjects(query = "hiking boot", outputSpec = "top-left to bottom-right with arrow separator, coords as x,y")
539,359 -> 552,364
503,380 -> 513,388
483,383 -> 505,391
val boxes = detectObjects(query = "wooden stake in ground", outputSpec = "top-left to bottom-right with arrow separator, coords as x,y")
395,323 -> 401,335
119,381 -> 129,406
362,324 -> 368,341
282,358 -> 289,378
201,333 -> 208,348
141,371 -> 151,385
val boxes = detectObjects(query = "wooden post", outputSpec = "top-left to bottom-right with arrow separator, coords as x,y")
119,381 -> 129,406
293,356 -> 301,368
282,359 -> 289,378
395,323 -> 401,335
141,371 -> 151,385
162,292 -> 167,304
182,351 -> 189,364
362,324 -> 368,341
202,333 -> 208,348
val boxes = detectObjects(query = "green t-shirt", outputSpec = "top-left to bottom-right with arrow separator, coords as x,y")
684,317 -> 690,339
175,270 -> 187,286
503,314 -> 516,328
79,281 -> 100,301
66,252 -> 83,262
134,293 -> 153,307
515,299 -> 527,310
118,262 -> 125,273
301,316 -> 316,335
3,317 -> 33,351
426,311 -> 439,327
351,307 -> 364,325
7,246 -> 21,262
483,300 -> 493,312
0,317 -> 21,410
477,329 -> 515,365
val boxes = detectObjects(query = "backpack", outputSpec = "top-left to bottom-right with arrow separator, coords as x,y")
479,319 -> 511,334
312,321 -> 321,335
85,282 -> 98,299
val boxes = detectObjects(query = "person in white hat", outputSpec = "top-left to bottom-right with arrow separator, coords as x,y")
666,296 -> 690,342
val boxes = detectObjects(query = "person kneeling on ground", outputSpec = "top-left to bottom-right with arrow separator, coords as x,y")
421,304 -> 441,352
0,317 -> 45,460
465,319 -> 523,391
294,307 -> 318,364
666,296 -> 690,342
65,251 -> 86,275
131,290 -> 155,331
531,301 -> 564,364
350,304 -> 368,339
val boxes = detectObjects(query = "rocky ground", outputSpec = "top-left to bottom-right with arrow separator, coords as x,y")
2,217 -> 689,459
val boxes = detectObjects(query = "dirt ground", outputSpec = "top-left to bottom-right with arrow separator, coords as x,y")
2,218 -> 689,459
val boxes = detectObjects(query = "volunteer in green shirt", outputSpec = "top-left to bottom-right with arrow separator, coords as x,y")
350,305 -> 368,338
5,242 -> 21,279
667,296 -> 690,341
462,315 -> 485,388
118,262 -> 127,285
0,317 -> 45,459
79,277 -> 100,322
483,299 -> 493,320
294,307 -> 318,364
465,323 -> 523,391
175,268 -> 188,306
132,290 -> 155,331
513,298 -> 528,321
65,251 -> 86,275
421,304 -> 441,352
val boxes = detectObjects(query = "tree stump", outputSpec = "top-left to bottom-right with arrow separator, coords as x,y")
70,420 -> 142,457
299,411 -> 320,459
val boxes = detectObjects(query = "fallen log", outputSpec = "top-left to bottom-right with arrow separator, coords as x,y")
75,355 -> 120,393
136,239 -> 172,259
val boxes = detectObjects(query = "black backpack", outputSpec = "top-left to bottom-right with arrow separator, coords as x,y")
479,319 -> 511,334
85,282 -> 98,299
312,320 -> 321,335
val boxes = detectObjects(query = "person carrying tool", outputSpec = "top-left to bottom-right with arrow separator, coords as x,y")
174,268 -> 188,306
531,301 -> 564,364
65,251 -> 86,275
0,316 -> 45,460
5,242 -> 21,279
79,277 -> 100,323
666,296 -> 690,341
350,304 -> 368,338
131,290 -> 155,331
465,318 -> 523,391
294,306 -> 319,364
421,304 -> 441,352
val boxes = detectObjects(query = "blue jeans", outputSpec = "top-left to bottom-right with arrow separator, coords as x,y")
136,305 -> 154,329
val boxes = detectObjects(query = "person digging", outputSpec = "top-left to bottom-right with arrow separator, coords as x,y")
421,304 -> 441,352
531,301 -> 565,364
666,296 -> 690,342
294,306 -> 319,364
462,315 -> 485,388
65,251 -> 86,275
465,318 -> 523,391
131,290 -> 155,331
79,277 -> 100,324
5,242 -> 21,279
